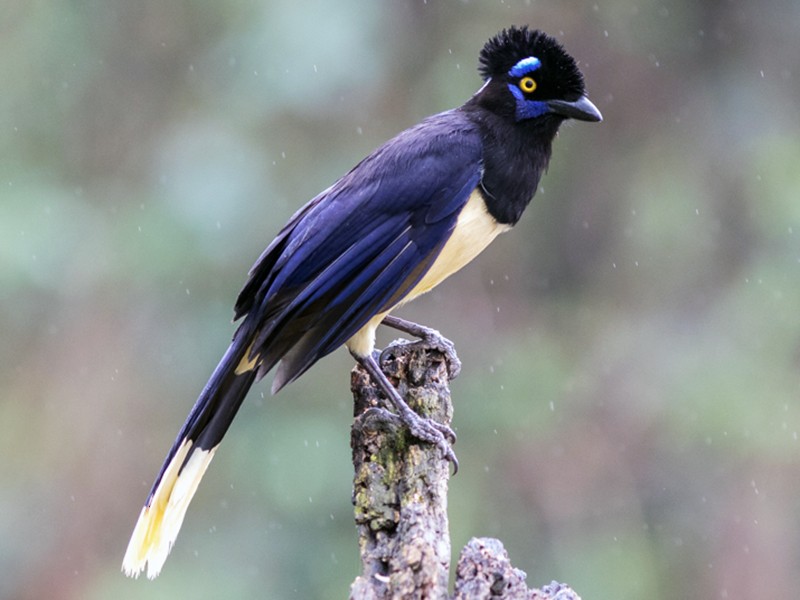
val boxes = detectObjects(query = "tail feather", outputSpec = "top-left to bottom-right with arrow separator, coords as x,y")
122,330 -> 258,579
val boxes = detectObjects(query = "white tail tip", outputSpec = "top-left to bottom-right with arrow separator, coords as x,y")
122,439 -> 216,579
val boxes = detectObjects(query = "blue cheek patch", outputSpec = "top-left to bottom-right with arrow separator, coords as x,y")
507,84 -> 549,120
507,56 -> 546,120
508,56 -> 541,78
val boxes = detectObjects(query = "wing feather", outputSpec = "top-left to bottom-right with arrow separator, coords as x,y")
234,109 -> 484,388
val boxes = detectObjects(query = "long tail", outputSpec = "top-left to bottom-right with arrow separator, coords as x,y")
122,327 -> 258,579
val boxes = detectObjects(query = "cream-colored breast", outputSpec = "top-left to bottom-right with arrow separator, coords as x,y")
401,189 -> 511,303
346,190 -> 510,357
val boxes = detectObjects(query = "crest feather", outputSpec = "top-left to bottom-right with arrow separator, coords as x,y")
478,26 -> 586,98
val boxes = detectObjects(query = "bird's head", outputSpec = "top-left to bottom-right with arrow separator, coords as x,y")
473,26 -> 602,125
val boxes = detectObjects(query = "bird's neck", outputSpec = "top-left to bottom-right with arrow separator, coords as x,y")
462,105 -> 560,226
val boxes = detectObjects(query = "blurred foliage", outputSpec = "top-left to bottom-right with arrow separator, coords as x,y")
2,1 -> 799,599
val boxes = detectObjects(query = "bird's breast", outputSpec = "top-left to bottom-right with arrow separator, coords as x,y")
401,188 -> 511,304
345,189 -> 510,358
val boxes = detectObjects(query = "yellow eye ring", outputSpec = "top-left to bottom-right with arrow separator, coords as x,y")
519,76 -> 537,94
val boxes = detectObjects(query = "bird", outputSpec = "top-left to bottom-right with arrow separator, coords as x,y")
122,25 -> 601,579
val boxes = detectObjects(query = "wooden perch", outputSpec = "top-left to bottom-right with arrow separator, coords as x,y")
348,338 -> 581,600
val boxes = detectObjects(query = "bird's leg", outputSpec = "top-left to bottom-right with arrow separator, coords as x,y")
351,349 -> 458,473
381,315 -> 461,379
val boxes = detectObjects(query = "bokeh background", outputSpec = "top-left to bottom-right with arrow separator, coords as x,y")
3,1 -> 799,598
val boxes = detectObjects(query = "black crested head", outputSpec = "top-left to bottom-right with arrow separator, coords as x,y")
464,26 -> 601,225
478,26 -> 586,102
468,26 -> 600,126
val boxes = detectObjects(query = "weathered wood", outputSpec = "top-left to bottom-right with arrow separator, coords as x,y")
453,538 -> 581,600
348,339 -> 580,600
350,340 -> 453,600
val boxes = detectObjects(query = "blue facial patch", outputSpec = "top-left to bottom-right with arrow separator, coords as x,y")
508,56 -> 541,78
507,84 -> 549,120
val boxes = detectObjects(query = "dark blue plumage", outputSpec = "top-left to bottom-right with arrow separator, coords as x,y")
235,110 -> 484,389
123,25 -> 601,580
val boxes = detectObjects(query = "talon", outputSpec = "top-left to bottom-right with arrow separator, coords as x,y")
353,345 -> 459,475
445,447 -> 459,474
406,333 -> 461,380
433,433 -> 459,473
430,420 -> 457,444
381,315 -> 462,380
424,333 -> 461,379
405,416 -> 459,473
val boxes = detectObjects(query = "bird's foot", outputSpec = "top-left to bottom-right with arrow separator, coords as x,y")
362,405 -> 459,473
409,329 -> 462,380
354,348 -> 459,473
380,395 -> 457,472
381,315 -> 462,379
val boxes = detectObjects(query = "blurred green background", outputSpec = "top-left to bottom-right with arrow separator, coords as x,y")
2,1 -> 799,598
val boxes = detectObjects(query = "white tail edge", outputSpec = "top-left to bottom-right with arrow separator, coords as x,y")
122,439 -> 217,579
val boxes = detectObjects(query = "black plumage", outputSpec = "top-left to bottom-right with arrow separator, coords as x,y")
478,27 -> 586,97
123,25 -> 601,579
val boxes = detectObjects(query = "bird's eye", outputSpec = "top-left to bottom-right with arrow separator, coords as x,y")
519,76 -> 537,94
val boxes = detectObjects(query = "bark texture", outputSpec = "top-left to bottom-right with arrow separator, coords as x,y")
349,339 -> 579,600
350,340 -> 452,600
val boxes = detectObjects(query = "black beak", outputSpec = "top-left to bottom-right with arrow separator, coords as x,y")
546,95 -> 603,122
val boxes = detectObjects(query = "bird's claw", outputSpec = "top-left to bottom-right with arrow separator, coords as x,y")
430,419 -> 457,444
362,322 -> 459,473
362,403 -> 459,473
402,412 -> 459,473
411,327 -> 462,380
380,315 -> 462,379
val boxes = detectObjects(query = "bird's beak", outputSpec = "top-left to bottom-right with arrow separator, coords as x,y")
546,95 -> 603,122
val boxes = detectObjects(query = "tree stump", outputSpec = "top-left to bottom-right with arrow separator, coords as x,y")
349,338 -> 580,600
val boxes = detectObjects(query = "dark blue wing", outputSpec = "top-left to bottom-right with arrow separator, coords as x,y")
233,108 -> 483,389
